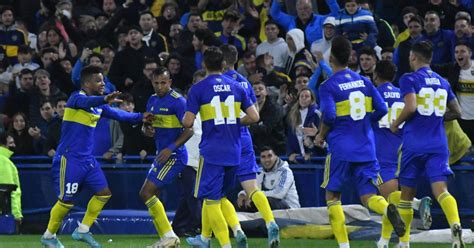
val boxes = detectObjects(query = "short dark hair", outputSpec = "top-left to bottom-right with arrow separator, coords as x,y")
18,45 -> 32,54
118,92 -> 134,103
89,52 -> 105,64
139,11 -> 154,18
223,10 -> 240,22
152,66 -> 170,78
374,60 -> 397,82
19,68 -> 34,79
253,80 -> 266,86
203,46 -> 224,72
330,36 -> 352,66
188,11 -> 202,20
54,96 -> 68,107
381,47 -> 394,54
41,47 -> 58,56
80,65 -> 103,84
0,6 -> 13,15
425,10 -> 440,18
408,15 -> 424,25
192,69 -> 206,83
243,51 -> 256,60
455,40 -> 472,51
264,19 -> 279,27
0,131 -> 9,146
358,46 -> 377,58
220,44 -> 238,66
401,6 -> 418,17
411,40 -> 433,63
260,146 -> 274,154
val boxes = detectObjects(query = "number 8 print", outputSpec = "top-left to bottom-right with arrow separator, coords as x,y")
349,91 -> 366,120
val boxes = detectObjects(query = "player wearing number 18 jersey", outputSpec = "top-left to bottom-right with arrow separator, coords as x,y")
391,40 -> 464,248
183,47 -> 259,248
315,36 -> 405,248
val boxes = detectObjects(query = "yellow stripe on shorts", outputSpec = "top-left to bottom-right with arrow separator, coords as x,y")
194,156 -> 204,198
59,156 -> 67,200
157,158 -> 176,180
321,154 -> 331,188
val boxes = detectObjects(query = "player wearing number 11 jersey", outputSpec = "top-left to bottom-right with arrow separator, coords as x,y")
390,40 -> 464,248
315,36 -> 405,248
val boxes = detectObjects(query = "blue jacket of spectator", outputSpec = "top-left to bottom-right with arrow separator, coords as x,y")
270,0 -> 340,47
335,7 -> 378,50
308,60 -> 333,104
286,104 -> 321,156
419,29 -> 455,65
72,59 -> 116,94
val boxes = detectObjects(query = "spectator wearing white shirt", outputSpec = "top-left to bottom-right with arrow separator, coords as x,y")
256,20 -> 289,71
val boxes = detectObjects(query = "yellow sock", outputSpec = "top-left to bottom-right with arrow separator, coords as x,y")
381,213 -> 393,239
367,195 -> 389,215
398,200 -> 413,242
47,201 -> 73,234
250,190 -> 275,224
82,195 -> 111,227
201,203 -> 212,238
327,200 -> 349,244
388,191 -> 401,206
437,192 -> 460,227
205,199 -> 230,246
145,195 -> 172,237
221,197 -> 240,229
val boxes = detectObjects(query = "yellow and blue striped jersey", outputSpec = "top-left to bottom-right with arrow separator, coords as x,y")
399,67 -> 456,153
187,74 -> 253,166
146,89 -> 187,162
372,82 -> 403,165
319,69 -> 387,162
57,90 -> 143,157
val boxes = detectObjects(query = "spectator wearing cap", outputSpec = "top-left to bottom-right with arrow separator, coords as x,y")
394,6 -> 419,48
452,12 -> 474,59
139,11 -> 168,55
256,20 -> 289,71
419,10 -> 455,65
270,0 -> 340,48
0,7 -> 28,64
28,69 -> 67,126
72,48 -> 116,94
310,16 -> 336,64
5,69 -> 34,118
215,11 -> 246,57
109,25 -> 158,92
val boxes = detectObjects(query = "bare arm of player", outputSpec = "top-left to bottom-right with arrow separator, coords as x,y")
444,98 -> 462,121
156,127 -> 194,164
182,111 -> 196,128
314,121 -> 331,148
241,105 -> 260,125
390,93 -> 416,133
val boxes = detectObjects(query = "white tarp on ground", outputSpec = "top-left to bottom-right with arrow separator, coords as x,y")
411,229 -> 473,244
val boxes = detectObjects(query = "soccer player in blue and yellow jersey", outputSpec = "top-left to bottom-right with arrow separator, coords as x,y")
390,41 -> 464,248
187,44 -> 280,248
183,47 -> 259,248
372,61 -> 432,248
139,67 -> 193,248
314,36 -> 405,248
40,65 -> 153,248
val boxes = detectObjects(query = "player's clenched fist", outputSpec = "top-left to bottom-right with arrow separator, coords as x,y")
142,112 -> 155,124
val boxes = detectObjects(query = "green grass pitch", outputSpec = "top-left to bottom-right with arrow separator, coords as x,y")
0,235 -> 461,247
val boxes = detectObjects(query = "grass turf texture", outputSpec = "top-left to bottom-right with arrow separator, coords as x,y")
0,235 -> 459,248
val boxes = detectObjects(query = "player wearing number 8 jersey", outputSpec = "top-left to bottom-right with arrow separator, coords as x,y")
315,36 -> 405,248
183,47 -> 259,248
390,40 -> 464,248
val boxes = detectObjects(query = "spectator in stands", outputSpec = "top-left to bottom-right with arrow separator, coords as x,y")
311,17 -> 336,64
45,27 -> 78,59
0,6 -> 28,63
358,46 -> 377,82
158,2 -> 180,39
102,0 -> 117,16
46,55 -> 75,96
381,47 -> 394,62
9,45 -> 40,86
28,69 -> 67,126
432,42 -> 474,143
109,25 -> 157,92
453,12 -> 474,59
256,20 -> 289,71
139,11 -> 168,55
165,53 -> 192,93
284,28 -> 307,77
348,49 -> 360,72
215,10 -> 246,56
118,94 -> 155,161
5,69 -> 33,118
0,132 -> 22,228
177,12 -> 203,69
7,112 -> 35,155
130,58 -> 158,113
250,81 -> 286,155
395,15 -> 424,80
44,97 -> 67,157
270,0 -> 340,48
72,48 -> 116,94
29,100 -> 57,154
256,53 -> 292,90
419,11 -> 455,65
237,51 -> 257,79
286,88 -> 322,163
168,22 -> 183,52
335,0 -> 379,51
418,0 -> 459,29
359,0 -> 396,49
294,73 -> 310,92
245,35 -> 260,55
39,47 -> 59,69
394,6 -> 419,48
192,28 -> 220,70
237,146 -> 300,211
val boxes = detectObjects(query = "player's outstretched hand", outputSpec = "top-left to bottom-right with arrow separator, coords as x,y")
314,134 -> 325,148
142,112 -> 155,124
104,91 -> 123,104
156,148 -> 172,164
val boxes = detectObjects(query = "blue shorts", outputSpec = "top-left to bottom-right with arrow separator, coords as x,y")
147,155 -> 186,188
379,162 -> 398,184
398,150 -> 453,188
52,153 -> 108,202
236,140 -> 259,182
194,157 -> 238,200
320,154 -> 379,196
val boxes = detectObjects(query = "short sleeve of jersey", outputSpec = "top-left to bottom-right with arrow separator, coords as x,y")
446,83 -> 456,102
186,85 -> 200,114
174,97 -> 187,123
319,81 -> 336,122
399,73 -> 416,97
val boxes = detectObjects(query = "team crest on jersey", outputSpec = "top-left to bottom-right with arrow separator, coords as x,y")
344,74 -> 351,79
150,106 -> 154,112
216,78 -> 222,82
388,86 -> 392,90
